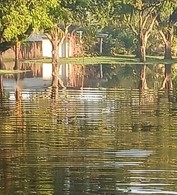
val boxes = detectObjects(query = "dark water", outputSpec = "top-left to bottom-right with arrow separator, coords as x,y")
1,63 -> 177,194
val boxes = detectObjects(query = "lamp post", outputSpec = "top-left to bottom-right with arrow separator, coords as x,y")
98,33 -> 107,78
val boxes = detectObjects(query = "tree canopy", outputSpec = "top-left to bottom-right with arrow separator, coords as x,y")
0,0 -> 177,61
0,0 -> 57,52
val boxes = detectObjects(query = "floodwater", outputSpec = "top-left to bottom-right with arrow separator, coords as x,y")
1,63 -> 177,194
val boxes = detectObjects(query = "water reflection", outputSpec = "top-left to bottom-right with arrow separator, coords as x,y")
161,64 -> 173,90
0,75 -> 3,98
2,61 -> 176,91
1,62 -> 177,194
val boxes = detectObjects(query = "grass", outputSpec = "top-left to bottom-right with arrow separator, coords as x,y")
1,55 -> 177,75
0,70 -> 28,75
24,55 -> 177,65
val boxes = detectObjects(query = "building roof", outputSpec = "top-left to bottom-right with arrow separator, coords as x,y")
26,33 -> 47,42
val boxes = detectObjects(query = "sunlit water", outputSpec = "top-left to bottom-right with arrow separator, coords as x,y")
1,63 -> 177,194
1,86 -> 177,195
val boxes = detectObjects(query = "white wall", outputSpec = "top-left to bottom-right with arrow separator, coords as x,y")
42,39 -> 52,57
42,38 -> 71,58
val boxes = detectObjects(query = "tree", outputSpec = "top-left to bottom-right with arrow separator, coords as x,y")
0,0 -> 30,67
0,1 -> 30,50
84,0 -> 116,55
42,0 -> 89,88
155,1 -> 177,59
153,1 -> 177,90
44,6 -> 71,87
115,0 -> 163,62
0,0 -> 57,68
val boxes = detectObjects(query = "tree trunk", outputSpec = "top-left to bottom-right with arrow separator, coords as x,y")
137,33 -> 147,62
0,53 -> 5,97
157,23 -> 174,60
0,75 -> 3,97
14,73 -> 21,101
45,25 -> 70,89
161,64 -> 172,90
14,42 -> 20,70
139,45 -> 146,62
164,42 -> 172,59
51,41 -> 59,88
0,52 -> 6,70
164,28 -> 173,60
0,52 -> 3,69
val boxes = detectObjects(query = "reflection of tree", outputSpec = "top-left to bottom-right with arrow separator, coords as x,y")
51,86 -> 58,100
69,65 -> 82,88
0,83 -> 25,194
139,89 -> 155,106
0,55 -> 6,98
52,64 -> 66,89
154,91 -> 172,171
52,63 -> 59,88
0,75 -> 4,98
14,93 -> 24,131
161,64 -> 172,90
138,64 -> 148,91
101,64 -> 139,88
171,64 -> 177,91
20,62 -> 41,78
2,88 -> 177,193
0,100 -> 13,194
131,87 -> 158,133
81,65 -> 85,89
13,73 -> 26,132
14,42 -> 20,70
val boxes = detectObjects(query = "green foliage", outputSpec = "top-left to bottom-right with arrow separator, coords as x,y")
1,0 -> 177,58
0,0 -> 58,51
156,1 -> 177,29
88,0 -> 114,28
2,3 -> 32,40
101,26 -> 136,56
82,25 -> 99,55
42,0 -> 91,46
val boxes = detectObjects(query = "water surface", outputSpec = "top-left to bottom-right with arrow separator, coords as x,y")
0,63 -> 177,194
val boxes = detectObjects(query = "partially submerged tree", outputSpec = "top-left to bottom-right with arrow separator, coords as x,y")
161,64 -> 173,90
154,1 -> 177,90
117,0 -> 163,62
155,2 -> 177,59
44,6 -> 72,87
0,0 -> 56,68
0,0 -> 32,67
42,0 -> 90,88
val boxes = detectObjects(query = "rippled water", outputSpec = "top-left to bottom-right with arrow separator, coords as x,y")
1,85 -> 177,195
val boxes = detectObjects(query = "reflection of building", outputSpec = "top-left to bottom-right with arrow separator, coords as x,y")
3,62 -> 102,91
42,63 -> 84,88
3,63 -> 83,89
42,63 -> 52,80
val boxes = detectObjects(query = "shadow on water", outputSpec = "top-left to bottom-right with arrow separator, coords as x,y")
1,62 -> 177,194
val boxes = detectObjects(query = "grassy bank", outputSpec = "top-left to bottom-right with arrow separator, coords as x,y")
0,70 -> 27,75
25,55 -> 177,65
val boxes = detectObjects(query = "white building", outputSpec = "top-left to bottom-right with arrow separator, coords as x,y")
26,33 -> 76,58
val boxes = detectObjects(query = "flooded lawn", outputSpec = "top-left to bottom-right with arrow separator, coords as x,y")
1,63 -> 177,194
